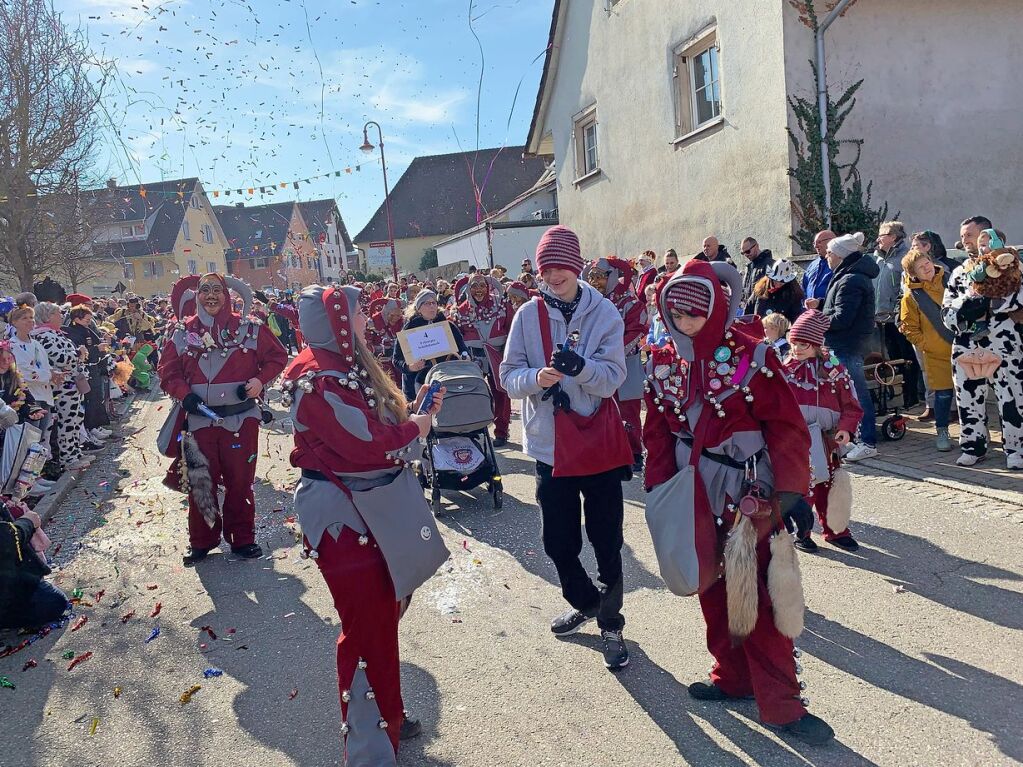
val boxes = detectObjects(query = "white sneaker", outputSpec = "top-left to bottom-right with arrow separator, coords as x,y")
1006,454 -> 1023,471
92,427 -> 112,438
69,457 -> 94,470
955,453 -> 981,467
844,443 -> 878,462
88,429 -> 109,442
27,481 -> 55,497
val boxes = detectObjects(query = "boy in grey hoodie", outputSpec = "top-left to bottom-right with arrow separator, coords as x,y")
500,226 -> 632,671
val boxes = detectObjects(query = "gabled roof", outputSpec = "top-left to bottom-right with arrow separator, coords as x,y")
296,198 -> 355,253
82,177 -> 199,259
525,0 -> 566,157
214,201 -> 297,262
353,147 -> 548,243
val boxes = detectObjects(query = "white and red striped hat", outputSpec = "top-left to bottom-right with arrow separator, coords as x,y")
789,309 -> 831,347
535,225 -> 584,276
664,280 -> 712,318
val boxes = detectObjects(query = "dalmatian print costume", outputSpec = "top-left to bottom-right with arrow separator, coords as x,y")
942,265 -> 1023,466
32,327 -> 85,468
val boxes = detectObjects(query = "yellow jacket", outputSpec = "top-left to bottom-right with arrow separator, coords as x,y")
899,266 -> 953,390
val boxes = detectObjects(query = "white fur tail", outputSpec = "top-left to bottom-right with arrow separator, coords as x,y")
768,532 -> 805,638
724,515 -> 759,639
182,432 -> 219,529
827,467 -> 853,533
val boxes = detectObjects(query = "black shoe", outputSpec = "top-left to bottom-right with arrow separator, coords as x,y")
631,453 -> 644,474
399,712 -> 422,741
82,442 -> 104,452
767,712 -> 835,746
687,681 -> 754,701
231,543 -> 264,559
828,534 -> 859,552
550,607 -> 596,637
601,629 -> 629,671
493,436 -> 508,448
793,536 -> 819,553
183,547 -> 211,566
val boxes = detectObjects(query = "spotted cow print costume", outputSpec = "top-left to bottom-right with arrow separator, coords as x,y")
942,264 -> 1023,466
31,326 -> 85,468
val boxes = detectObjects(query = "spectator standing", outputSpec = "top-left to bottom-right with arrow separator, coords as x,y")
912,230 -> 961,274
803,230 -> 836,306
874,221 -> 920,409
659,248 -> 680,274
695,236 -> 735,266
739,237 -> 775,308
64,305 -> 111,433
820,232 -> 880,460
762,313 -> 792,358
393,291 -> 469,401
32,303 -> 89,471
899,250 -> 955,451
9,306 -> 55,448
748,260 -> 805,322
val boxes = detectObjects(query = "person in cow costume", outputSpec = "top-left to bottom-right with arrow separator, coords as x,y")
642,259 -> 834,745
365,297 -> 404,386
584,257 -> 649,471
453,273 -> 513,446
158,273 -> 288,565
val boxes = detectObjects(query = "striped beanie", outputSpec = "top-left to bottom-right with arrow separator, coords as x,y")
664,280 -> 712,318
506,281 -> 530,301
789,309 -> 831,347
535,225 -> 583,276
414,289 -> 438,311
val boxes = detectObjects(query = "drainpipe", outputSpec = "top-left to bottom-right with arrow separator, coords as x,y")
815,0 -> 854,229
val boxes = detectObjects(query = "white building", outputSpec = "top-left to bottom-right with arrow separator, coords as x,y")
297,199 -> 356,284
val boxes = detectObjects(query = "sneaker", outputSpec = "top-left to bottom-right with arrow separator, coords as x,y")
182,547 -> 211,566
600,629 -> 629,671
844,443 -> 878,462
956,453 -> 982,467
231,543 -> 264,559
793,535 -> 819,553
916,407 -> 935,422
69,457 -> 94,470
27,482 -> 55,498
766,712 -> 835,746
828,534 -> 859,552
94,427 -> 113,437
82,442 -> 104,452
399,711 -> 423,741
688,681 -> 754,701
631,453 -> 644,474
1007,454 -> 1023,471
90,428 -> 111,440
935,428 -> 953,452
492,436 -> 508,448
550,607 -> 596,637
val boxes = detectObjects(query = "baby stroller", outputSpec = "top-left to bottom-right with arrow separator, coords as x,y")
863,320 -> 909,441
417,359 -> 503,516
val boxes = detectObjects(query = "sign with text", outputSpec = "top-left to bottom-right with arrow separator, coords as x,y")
367,241 -> 393,271
397,322 -> 460,363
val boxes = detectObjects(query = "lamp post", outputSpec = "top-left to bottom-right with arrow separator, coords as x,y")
360,121 -> 399,282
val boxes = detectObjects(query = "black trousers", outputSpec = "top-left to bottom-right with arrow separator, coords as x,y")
882,321 -> 921,407
535,461 -> 625,631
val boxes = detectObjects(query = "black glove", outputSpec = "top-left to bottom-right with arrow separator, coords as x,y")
236,383 -> 250,401
182,393 -> 203,415
552,385 -> 572,412
778,492 -> 814,537
958,295 -> 990,324
551,348 -> 586,377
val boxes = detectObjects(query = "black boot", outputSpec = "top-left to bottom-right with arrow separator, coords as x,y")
183,547 -> 211,566
767,712 -> 835,745
688,681 -> 754,701
399,711 -> 422,740
793,535 -> 819,553
231,543 -> 264,559
631,453 -> 644,474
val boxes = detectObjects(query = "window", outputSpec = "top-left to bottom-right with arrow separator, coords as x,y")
201,224 -> 214,244
182,220 -> 191,240
143,260 -> 164,279
674,28 -> 722,139
123,263 -> 136,280
207,261 -> 217,273
572,105 -> 600,182
187,259 -> 197,275
190,194 -> 200,209
133,223 -> 145,236
120,225 -> 133,238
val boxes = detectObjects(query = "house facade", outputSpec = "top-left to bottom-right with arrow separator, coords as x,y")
526,0 -> 1023,262
82,178 -> 231,296
297,199 -> 356,284
215,202 -> 321,291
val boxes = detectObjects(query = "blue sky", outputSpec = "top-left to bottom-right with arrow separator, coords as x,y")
55,0 -> 552,237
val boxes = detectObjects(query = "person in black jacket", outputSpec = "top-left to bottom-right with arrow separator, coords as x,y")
0,506 -> 68,630
748,259 -> 804,322
392,289 -> 469,400
817,232 -> 880,459
739,238 -> 775,309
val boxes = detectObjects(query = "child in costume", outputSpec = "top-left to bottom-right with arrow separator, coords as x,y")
782,310 -> 863,553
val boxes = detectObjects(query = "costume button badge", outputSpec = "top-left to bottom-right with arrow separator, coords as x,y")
709,378 -> 723,391
420,526 -> 432,541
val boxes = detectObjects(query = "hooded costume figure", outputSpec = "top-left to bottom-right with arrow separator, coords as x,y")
583,257 -> 649,464
642,259 -> 828,738
157,273 -> 288,563
453,273 -> 514,443
365,297 -> 404,386
281,285 -> 441,767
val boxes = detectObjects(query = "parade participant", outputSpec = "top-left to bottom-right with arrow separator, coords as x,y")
158,273 -> 288,565
642,259 -> 831,745
365,298 -> 404,386
393,290 -> 468,401
505,281 -> 532,310
500,226 -> 633,671
454,273 -> 513,447
282,284 -> 446,766
584,257 -> 649,471
782,311 -> 862,553
636,250 -> 659,301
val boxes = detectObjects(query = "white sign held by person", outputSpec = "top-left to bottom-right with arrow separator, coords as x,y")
397,322 -> 459,363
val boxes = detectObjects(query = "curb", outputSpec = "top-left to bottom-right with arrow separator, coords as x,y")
854,455 -> 1023,509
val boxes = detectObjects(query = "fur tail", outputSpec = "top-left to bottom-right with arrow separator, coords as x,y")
827,467 -> 853,534
182,432 -> 219,529
768,532 -> 805,638
724,515 -> 759,639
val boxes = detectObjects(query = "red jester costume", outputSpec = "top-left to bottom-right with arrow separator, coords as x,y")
641,259 -> 834,745
158,273 -> 288,564
365,297 -> 404,386
453,274 -> 513,445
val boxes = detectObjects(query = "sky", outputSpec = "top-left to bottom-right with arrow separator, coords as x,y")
54,0 -> 553,239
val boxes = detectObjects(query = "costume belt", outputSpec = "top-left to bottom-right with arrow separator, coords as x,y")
207,400 -> 255,417
677,436 -> 763,470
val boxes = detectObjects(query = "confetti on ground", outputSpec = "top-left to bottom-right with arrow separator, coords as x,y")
203,668 -> 223,678
893,584 -> 906,593
113,687 -> 122,699
61,650 -> 75,660
71,616 -> 88,632
180,685 -> 202,704
94,589 -> 106,602
288,688 -> 298,700
89,718 -> 99,736
68,652 -> 93,671
201,626 -> 218,640
0,676 -> 15,690
145,584 -> 159,590
144,627 -> 161,643
22,660 -> 37,671
120,610 -> 136,623
150,602 -> 162,617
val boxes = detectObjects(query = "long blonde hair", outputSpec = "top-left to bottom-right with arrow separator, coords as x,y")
354,332 -> 408,423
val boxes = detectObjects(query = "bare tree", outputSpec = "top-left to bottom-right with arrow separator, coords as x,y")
0,0 -> 111,290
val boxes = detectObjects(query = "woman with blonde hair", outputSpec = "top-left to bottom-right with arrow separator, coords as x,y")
393,289 -> 468,400
33,302 -> 89,472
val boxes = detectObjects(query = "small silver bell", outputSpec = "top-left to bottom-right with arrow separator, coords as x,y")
309,550 -> 319,559
377,719 -> 388,730
365,690 -> 375,700
795,662 -> 803,674
358,535 -> 369,546
799,681 -> 807,690
800,696 -> 810,707
341,690 -> 351,702
340,722 -> 349,735
357,659 -> 368,670
793,648 -> 802,658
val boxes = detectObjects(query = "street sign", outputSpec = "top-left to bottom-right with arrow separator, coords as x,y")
367,240 -> 393,271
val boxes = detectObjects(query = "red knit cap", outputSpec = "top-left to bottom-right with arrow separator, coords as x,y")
535,225 -> 583,276
67,293 -> 92,307
789,309 -> 831,347
664,280 -> 712,318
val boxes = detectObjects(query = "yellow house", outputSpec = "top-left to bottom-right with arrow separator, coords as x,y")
81,177 -> 230,297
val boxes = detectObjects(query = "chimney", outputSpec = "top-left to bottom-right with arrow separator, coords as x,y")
106,178 -> 117,190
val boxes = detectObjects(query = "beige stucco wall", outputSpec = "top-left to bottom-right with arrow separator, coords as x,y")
782,0 -> 1023,246
354,235 -> 437,276
536,0 -> 793,262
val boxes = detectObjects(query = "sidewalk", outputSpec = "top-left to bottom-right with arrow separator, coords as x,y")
854,407 -> 1023,510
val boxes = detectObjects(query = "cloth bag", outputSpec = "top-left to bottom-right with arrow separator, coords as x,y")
75,376 -> 91,395
1,423 -> 44,495
617,353 -> 646,401
807,422 -> 832,487
535,299 -> 633,478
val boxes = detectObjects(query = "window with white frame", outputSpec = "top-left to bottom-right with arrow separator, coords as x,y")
133,223 -> 145,236
674,28 -> 722,138
190,193 -> 200,209
120,225 -> 133,238
187,259 -> 197,274
207,261 -> 216,273
201,224 -> 214,243
143,260 -> 164,279
572,105 -> 600,180
123,262 -> 136,280
182,220 -> 191,240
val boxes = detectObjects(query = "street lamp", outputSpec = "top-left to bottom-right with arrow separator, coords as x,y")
361,121 -> 399,282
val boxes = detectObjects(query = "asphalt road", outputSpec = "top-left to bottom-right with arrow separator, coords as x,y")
2,388 -> 1021,767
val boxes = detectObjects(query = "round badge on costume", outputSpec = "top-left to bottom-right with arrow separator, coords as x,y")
714,346 -> 731,363
709,378 -> 723,391
716,362 -> 730,376
420,526 -> 432,541
654,364 -> 670,380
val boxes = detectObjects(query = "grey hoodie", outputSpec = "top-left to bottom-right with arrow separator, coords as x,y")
874,239 -> 909,316
499,282 -> 626,466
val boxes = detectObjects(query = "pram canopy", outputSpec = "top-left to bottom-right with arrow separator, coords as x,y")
425,360 -> 494,434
